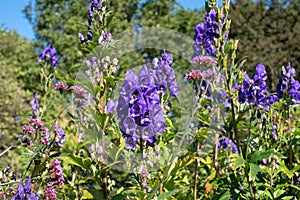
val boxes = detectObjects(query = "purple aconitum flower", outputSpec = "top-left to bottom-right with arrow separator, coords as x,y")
272,124 -> 278,141
71,86 -> 89,109
87,31 -> 93,41
43,183 -> 57,200
53,124 -> 66,147
117,66 -> 165,149
238,64 -> 278,110
38,44 -> 58,69
12,178 -> 39,200
105,100 -> 117,114
276,63 -> 300,104
218,136 -> 238,154
30,93 -> 39,117
215,89 -> 231,108
78,32 -> 86,44
49,159 -> 64,186
193,9 -> 220,57
150,50 -> 179,97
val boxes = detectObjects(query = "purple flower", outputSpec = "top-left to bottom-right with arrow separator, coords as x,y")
193,9 -> 220,57
30,93 -> 39,117
22,125 -> 34,135
71,86 -> 89,109
105,100 -> 117,114
78,32 -> 86,44
49,159 -> 64,186
150,50 -> 179,97
12,178 -> 39,200
238,64 -> 277,110
43,183 -> 57,200
215,89 -> 231,108
54,82 -> 68,91
27,117 -> 44,130
41,127 -> 50,145
87,31 -> 93,41
272,124 -> 278,141
218,136 -> 238,154
276,63 -> 300,104
53,124 -> 66,147
117,66 -> 166,149
38,44 -> 58,69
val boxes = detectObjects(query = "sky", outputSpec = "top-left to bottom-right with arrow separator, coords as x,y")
0,0 -> 205,40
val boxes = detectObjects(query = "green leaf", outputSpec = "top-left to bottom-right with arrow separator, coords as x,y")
157,188 -> 181,200
82,190 -> 94,199
281,197 -> 294,200
224,41 -> 231,53
230,154 -> 247,170
249,163 -> 262,181
250,149 -> 284,163
274,189 -> 285,198
60,154 -> 92,173
218,191 -> 231,200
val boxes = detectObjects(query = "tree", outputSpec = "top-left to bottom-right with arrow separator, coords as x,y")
230,0 -> 300,90
0,29 -> 38,151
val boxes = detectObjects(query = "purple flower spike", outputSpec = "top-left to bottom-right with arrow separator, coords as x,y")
218,136 -> 238,154
30,93 -> 39,117
53,124 -> 66,147
38,44 -> 58,69
44,183 -> 57,200
49,159 -> 64,186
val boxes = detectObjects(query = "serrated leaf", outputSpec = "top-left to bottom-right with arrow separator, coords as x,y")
250,149 -> 284,163
231,154 -> 246,170
249,163 -> 262,181
60,154 -> 92,173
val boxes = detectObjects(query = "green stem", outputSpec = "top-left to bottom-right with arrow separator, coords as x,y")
0,141 -> 20,157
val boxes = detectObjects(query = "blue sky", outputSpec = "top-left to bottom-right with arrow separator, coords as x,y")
0,0 -> 205,40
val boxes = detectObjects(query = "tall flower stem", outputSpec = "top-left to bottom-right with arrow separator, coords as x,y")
193,140 -> 200,200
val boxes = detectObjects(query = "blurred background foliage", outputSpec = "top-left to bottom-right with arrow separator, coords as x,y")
1,0 -> 300,166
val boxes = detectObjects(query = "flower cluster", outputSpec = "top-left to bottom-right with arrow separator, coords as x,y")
276,63 -> 300,104
218,136 -> 238,154
71,86 -> 89,109
150,50 -> 179,97
43,183 -> 56,200
54,82 -> 68,92
38,44 -> 58,69
193,9 -> 219,57
98,29 -> 112,47
53,124 -> 66,147
29,93 -> 39,117
185,69 -> 217,81
191,55 -> 217,66
12,178 -> 39,200
117,51 -> 178,149
118,67 -> 165,149
24,117 -> 50,145
88,0 -> 103,23
49,159 -> 64,187
238,64 -> 278,110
